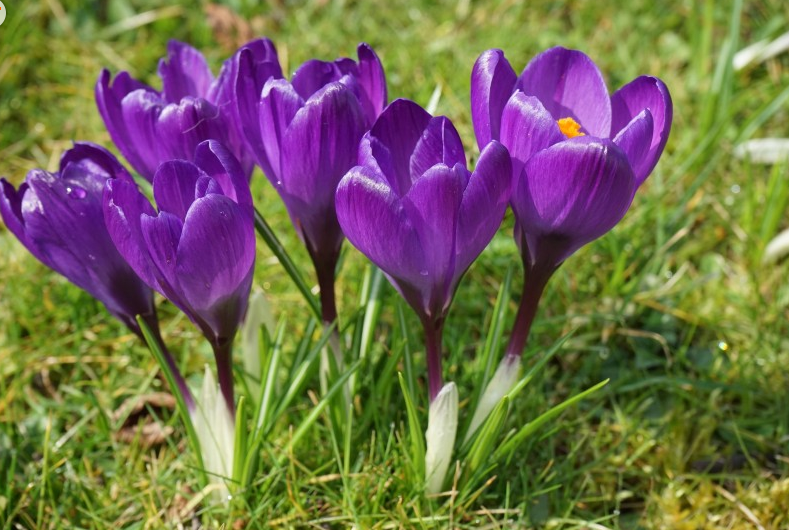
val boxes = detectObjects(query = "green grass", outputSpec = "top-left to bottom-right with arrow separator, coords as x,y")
2,0 -> 789,528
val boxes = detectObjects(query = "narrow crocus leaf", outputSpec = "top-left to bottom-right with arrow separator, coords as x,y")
424,381 -> 458,495
464,355 -> 521,443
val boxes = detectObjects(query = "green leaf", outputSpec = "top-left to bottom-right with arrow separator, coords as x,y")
398,372 -> 425,480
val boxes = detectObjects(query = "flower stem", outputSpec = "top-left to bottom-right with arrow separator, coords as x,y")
423,317 -> 445,402
140,313 -> 194,410
503,265 -> 554,360
213,340 -> 235,414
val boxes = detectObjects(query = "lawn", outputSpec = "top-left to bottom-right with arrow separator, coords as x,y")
1,0 -> 789,528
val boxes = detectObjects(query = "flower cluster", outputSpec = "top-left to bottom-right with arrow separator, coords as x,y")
1,38 -> 671,498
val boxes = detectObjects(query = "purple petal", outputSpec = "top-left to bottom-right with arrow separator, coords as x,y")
59,142 -> 130,185
518,47 -> 612,138
409,116 -> 466,180
291,59 -> 343,100
152,160 -> 206,221
104,177 -> 160,290
279,82 -> 364,206
500,92 -> 565,181
471,49 -> 517,149
140,211 -> 186,305
175,194 -> 255,340
157,97 -> 227,163
401,164 -> 468,308
193,140 -> 253,207
367,98 -> 433,196
96,70 -> 161,181
514,136 -> 635,266
158,40 -> 214,102
119,89 -> 167,180
336,166 -> 424,289
611,76 -> 672,185
612,109 -> 654,187
258,79 -> 304,183
456,141 -> 512,274
356,43 -> 388,127
0,179 -> 37,259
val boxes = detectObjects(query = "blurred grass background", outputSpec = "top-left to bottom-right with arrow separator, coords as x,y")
2,0 -> 789,528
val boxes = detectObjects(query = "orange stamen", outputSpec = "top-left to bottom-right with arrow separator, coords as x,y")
557,117 -> 585,139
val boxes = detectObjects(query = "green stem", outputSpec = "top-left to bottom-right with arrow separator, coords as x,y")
136,315 -> 207,485
253,207 -> 321,320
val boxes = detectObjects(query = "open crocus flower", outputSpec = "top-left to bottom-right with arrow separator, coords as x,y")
236,43 -> 386,325
336,98 -> 512,400
472,46 -> 672,273
104,140 -> 256,409
96,39 -> 282,181
465,47 -> 672,435
0,142 -> 157,336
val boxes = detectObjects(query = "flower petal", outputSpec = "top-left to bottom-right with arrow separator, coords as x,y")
157,97 -> 227,163
366,98 -> 433,196
471,49 -> 517,149
193,140 -> 253,207
119,89 -> 167,180
280,82 -> 364,206
456,141 -> 512,274
401,163 -> 468,312
518,47 -> 612,137
291,59 -> 343,100
158,40 -> 214,102
258,79 -> 304,182
611,76 -> 672,185
175,194 -> 255,340
103,176 -> 160,290
336,165 -> 424,290
140,210 -> 186,307
514,136 -> 635,266
500,92 -> 565,181
355,43 -> 388,127
612,109 -> 654,187
0,178 -> 37,260
152,160 -> 207,221
409,116 -> 466,180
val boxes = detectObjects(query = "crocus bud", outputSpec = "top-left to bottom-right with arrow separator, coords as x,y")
425,382 -> 458,495
191,366 -> 235,503
0,142 -> 155,336
96,39 -> 281,181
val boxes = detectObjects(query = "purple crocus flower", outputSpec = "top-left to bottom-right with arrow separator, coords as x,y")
0,142 -> 156,334
470,46 -> 672,360
336,99 -> 511,401
236,43 -> 386,325
0,142 -> 194,407
96,39 -> 282,182
104,140 -> 256,408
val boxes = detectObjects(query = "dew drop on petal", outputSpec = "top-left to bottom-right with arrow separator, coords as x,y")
419,270 -> 428,276
66,186 -> 87,199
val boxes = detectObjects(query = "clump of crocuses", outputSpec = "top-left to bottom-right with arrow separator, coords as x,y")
1,36 -> 673,503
